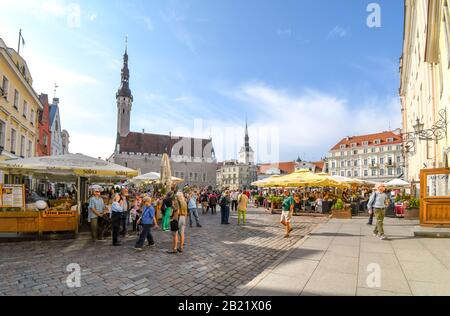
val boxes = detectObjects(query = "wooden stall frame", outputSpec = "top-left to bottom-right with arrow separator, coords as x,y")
420,168 -> 450,228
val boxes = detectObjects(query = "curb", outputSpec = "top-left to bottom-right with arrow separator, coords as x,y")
233,218 -> 329,296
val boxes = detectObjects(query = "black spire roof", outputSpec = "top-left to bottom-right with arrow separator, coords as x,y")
116,42 -> 133,100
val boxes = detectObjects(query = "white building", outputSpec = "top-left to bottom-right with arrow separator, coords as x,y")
326,131 -> 405,183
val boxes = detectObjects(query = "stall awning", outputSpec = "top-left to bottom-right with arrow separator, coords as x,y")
0,154 -> 138,182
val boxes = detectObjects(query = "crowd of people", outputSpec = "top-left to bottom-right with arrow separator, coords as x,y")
86,187 -> 252,253
86,182 -> 394,254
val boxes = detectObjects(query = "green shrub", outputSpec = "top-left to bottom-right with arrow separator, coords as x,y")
333,198 -> 344,210
408,198 -> 420,208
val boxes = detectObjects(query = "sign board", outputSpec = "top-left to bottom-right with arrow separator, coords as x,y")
426,174 -> 450,197
0,184 -> 25,209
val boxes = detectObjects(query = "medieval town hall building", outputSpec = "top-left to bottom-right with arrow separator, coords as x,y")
109,45 -> 217,188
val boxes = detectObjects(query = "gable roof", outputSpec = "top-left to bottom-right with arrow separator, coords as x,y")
118,132 -> 214,158
330,131 -> 402,151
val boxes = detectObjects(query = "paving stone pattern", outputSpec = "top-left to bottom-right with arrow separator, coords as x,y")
0,208 -> 326,296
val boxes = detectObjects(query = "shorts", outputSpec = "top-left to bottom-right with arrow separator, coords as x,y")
173,216 -> 187,236
281,211 -> 292,223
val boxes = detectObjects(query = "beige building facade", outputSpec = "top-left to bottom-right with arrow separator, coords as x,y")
0,38 -> 41,183
400,0 -> 450,184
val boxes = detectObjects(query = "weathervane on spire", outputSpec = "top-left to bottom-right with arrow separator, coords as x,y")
53,83 -> 59,99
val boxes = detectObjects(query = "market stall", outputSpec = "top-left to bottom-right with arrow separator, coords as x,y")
0,154 -> 138,237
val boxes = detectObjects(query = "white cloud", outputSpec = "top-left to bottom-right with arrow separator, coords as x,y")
276,28 -> 292,37
89,13 -> 97,21
69,132 -> 115,160
160,10 -> 196,54
142,16 -> 154,31
224,83 -> 401,162
328,25 -> 350,38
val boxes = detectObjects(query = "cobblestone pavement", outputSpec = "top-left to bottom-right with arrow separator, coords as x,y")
0,207 -> 327,296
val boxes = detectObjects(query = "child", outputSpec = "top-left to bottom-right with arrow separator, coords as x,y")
134,197 -> 158,251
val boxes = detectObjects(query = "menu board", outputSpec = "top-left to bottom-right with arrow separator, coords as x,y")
427,174 -> 450,197
0,184 -> 25,209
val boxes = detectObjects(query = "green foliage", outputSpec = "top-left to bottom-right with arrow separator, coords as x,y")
268,195 -> 283,205
394,195 -> 402,203
332,198 -> 344,210
408,198 -> 420,208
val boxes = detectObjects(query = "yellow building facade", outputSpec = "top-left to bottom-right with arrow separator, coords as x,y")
400,0 -> 450,186
0,38 -> 41,182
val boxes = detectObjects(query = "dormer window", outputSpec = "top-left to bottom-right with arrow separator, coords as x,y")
351,143 -> 357,148
386,138 -> 394,143
340,144 -> 346,149
374,139 -> 381,145
362,141 -> 369,146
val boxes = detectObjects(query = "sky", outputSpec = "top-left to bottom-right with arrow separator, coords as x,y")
0,0 -> 404,163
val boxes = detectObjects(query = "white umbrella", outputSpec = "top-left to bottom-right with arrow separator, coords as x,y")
88,184 -> 103,191
384,179 -> 410,188
132,172 -> 183,185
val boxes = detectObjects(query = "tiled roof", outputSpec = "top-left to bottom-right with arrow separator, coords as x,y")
258,162 -> 296,174
312,161 -> 325,171
118,132 -> 214,158
330,131 -> 402,151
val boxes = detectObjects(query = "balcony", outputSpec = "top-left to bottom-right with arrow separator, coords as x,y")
369,164 -> 378,168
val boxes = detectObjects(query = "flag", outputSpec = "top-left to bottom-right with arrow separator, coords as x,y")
21,35 -> 25,48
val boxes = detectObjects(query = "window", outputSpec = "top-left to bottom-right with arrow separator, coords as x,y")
397,156 -> 401,164
27,140 -> 32,158
353,150 -> 358,155
203,173 -> 206,182
386,138 -> 394,143
371,169 -> 377,176
10,129 -> 16,154
374,139 -> 381,145
371,159 -> 376,166
371,148 -> 376,153
13,90 -> 19,109
380,157 -> 385,165
340,152 -> 344,157
43,134 -> 48,146
351,143 -> 357,148
387,168 -> 393,176
1,76 -> 9,98
380,169 -> 385,176
354,160 -> 358,167
379,146 -> 384,152
347,160 -> 351,167
364,159 -> 368,166
362,141 -> 369,146
332,172 -> 336,176
30,109 -> 35,125
0,120 -> 5,147
364,170 -> 368,177
388,157 -> 393,165
364,148 -> 368,154
340,144 -> 346,149
181,172 -> 184,179
341,161 -> 345,168
190,172 -> 193,180
332,162 -> 336,169
341,171 -> 345,177
397,145 -> 402,151
388,146 -> 392,151
194,173 -> 198,181
397,168 -> 402,175
23,100 -> 28,118
175,172 -> 179,177
354,170 -> 358,177
20,135 -> 25,157
347,171 -> 352,177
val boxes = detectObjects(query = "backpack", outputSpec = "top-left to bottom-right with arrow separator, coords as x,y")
210,195 -> 217,205
161,202 -> 167,216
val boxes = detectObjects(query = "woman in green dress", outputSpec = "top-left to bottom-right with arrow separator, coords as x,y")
162,192 -> 174,231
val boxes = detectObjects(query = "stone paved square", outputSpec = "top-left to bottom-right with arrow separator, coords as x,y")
0,208 -> 326,296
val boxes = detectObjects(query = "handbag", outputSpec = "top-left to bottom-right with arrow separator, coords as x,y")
170,219 -> 179,232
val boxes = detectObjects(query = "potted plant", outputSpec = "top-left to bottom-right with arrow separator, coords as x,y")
331,198 -> 352,219
269,195 -> 283,214
404,197 -> 420,220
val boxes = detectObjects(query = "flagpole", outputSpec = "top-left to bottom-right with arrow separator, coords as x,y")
18,29 -> 21,54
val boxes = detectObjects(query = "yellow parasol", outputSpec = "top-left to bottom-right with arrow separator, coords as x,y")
271,169 -> 342,188
251,175 -> 284,188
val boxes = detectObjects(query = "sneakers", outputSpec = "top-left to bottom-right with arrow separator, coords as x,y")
134,247 -> 143,252
197,224 -> 202,228
373,233 -> 378,237
284,234 -> 290,238
379,235 -> 387,240
177,248 -> 184,253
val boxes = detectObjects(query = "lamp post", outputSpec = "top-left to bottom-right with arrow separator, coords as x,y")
403,109 -> 448,154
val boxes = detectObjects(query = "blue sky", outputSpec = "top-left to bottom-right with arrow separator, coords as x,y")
0,0 -> 404,163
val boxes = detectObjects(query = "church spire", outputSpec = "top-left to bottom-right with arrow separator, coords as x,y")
244,118 -> 249,150
117,36 -> 132,100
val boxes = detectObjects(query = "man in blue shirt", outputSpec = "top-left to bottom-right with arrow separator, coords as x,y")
188,191 -> 202,228
134,196 -> 158,251
88,189 -> 107,242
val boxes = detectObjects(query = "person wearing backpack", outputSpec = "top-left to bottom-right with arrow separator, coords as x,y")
168,192 -> 188,254
162,192 -> 174,231
219,190 -> 231,225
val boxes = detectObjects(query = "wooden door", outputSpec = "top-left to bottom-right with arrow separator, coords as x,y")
420,168 -> 450,227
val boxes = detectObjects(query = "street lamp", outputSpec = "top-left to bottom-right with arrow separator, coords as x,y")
403,109 -> 448,154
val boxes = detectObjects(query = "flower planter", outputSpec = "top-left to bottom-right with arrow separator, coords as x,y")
404,207 -> 420,220
270,202 -> 282,214
331,204 -> 352,219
